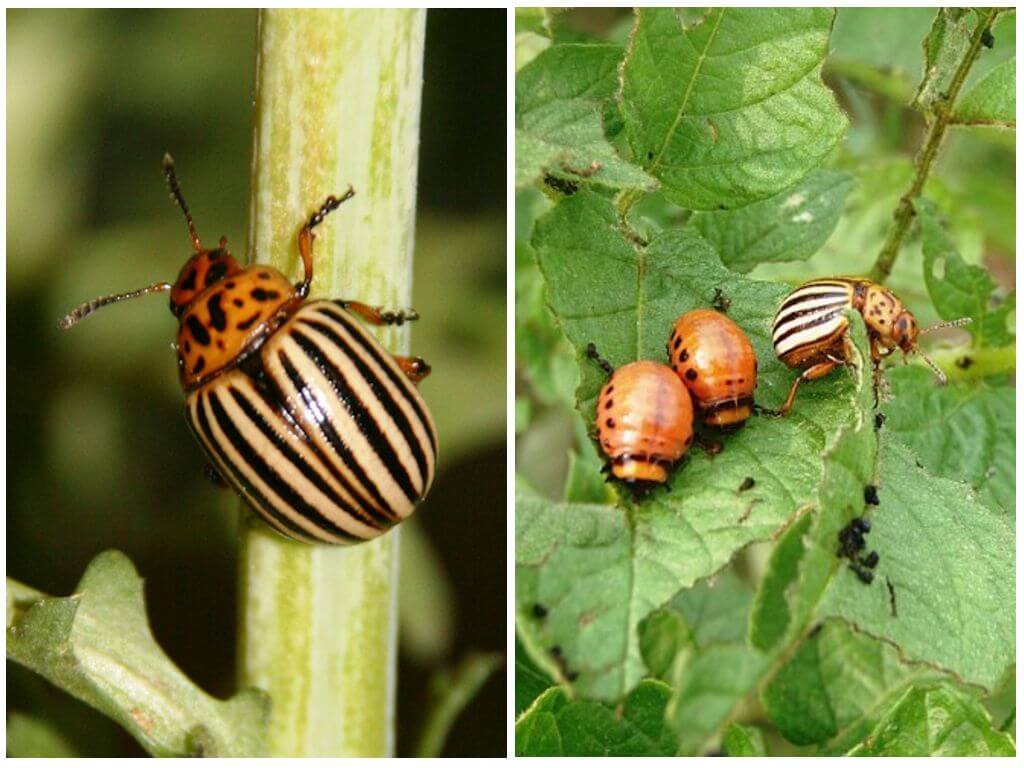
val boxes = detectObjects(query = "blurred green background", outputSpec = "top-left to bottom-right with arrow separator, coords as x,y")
8,8 -> 505,758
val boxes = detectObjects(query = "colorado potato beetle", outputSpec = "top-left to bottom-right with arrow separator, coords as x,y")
587,344 -> 694,485
60,155 -> 437,544
667,309 -> 757,427
770,277 -> 969,415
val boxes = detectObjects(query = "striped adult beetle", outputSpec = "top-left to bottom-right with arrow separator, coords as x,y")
770,277 -> 969,415
60,155 -> 437,544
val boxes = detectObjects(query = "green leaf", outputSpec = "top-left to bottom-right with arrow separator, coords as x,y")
913,9 -> 974,114
515,680 -> 677,756
883,366 -> 1014,514
620,8 -> 847,210
918,198 -> 1015,348
666,643 -> 769,755
520,192 -> 875,701
723,722 -> 767,756
516,43 -> 655,191
638,608 -> 692,682
749,513 -> 812,651
829,8 -> 936,96
412,651 -> 503,758
818,441 -> 1014,692
761,621 -> 943,751
848,682 -> 1015,756
515,635 -> 555,718
690,170 -> 855,273
953,57 -> 1015,127
670,568 -> 755,648
7,551 -> 268,757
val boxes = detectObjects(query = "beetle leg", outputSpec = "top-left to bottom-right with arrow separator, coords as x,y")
775,361 -> 838,416
297,189 -> 357,298
392,355 -> 431,383
338,300 -> 420,326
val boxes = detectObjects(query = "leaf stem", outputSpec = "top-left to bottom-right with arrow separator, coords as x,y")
412,652 -> 503,757
869,8 -> 1001,283
238,9 -> 426,757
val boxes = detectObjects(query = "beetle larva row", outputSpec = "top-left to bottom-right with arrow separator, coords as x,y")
186,301 -> 437,544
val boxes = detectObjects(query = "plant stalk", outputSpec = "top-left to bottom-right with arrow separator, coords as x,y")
869,8 -> 1000,283
238,9 -> 426,757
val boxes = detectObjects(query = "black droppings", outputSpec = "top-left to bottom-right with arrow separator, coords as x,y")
875,412 -> 886,431
532,603 -> 548,619
738,476 -> 755,492
864,485 -> 880,505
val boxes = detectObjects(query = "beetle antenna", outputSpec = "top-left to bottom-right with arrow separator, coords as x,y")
916,349 -> 948,385
921,316 -> 972,334
162,153 -> 203,253
59,282 -> 172,330
307,187 -> 356,231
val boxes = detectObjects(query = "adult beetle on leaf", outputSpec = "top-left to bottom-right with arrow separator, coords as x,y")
770,277 -> 970,415
60,155 -> 438,544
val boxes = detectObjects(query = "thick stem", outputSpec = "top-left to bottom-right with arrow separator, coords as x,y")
869,8 -> 1000,283
238,9 -> 425,757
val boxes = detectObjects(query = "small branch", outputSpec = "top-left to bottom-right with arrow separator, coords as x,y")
869,8 -> 1001,283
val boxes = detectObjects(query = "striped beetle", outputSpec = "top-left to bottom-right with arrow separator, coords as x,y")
60,155 -> 437,544
771,277 -> 969,415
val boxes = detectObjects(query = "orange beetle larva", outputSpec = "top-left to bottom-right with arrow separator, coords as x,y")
667,308 -> 757,428
586,344 -> 694,485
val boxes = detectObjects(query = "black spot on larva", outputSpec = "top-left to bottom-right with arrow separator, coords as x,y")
205,261 -> 229,286
179,268 -> 198,292
233,298 -> 244,308
864,485 -> 880,505
250,288 -> 281,302
237,312 -> 262,331
685,369 -> 697,381
606,385 -> 614,394
207,292 -> 228,332
186,315 -> 211,345
191,355 -> 205,375
672,336 -> 682,350
725,379 -> 733,386
680,349 -> 689,362
606,418 -> 615,428
226,281 -> 236,289
605,399 -> 613,409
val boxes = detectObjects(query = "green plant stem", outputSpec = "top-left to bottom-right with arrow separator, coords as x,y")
869,8 -> 1000,283
412,652 -> 504,757
238,9 -> 426,757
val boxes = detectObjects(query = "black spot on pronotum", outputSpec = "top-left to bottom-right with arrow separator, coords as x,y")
186,315 -> 211,345
191,355 -> 205,375
233,298 -> 244,308
605,418 -> 615,428
532,603 -> 548,619
207,292 -> 227,332
250,288 -> 282,302
685,369 -> 697,381
259,271 -> 271,279
738,476 -> 755,492
864,485 -> 880,505
237,312 -> 261,331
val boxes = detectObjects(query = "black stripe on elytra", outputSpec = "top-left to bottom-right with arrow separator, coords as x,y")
228,385 -> 371,537
186,314 -> 211,346
774,301 -> 848,336
207,388 -> 357,542
190,391 -> 318,543
277,349 -> 398,522
207,292 -> 228,332
289,328 -> 420,504
773,309 -> 846,348
777,289 -> 850,315
322,302 -> 437,456
300,317 -> 429,489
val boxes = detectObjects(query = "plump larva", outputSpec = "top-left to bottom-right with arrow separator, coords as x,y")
588,347 -> 694,484
60,154 -> 437,544
770,277 -> 969,415
667,309 -> 757,427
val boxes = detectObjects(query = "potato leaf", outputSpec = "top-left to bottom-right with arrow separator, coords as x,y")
7,551 -> 268,757
953,57 -> 1015,127
620,8 -> 847,210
